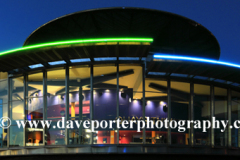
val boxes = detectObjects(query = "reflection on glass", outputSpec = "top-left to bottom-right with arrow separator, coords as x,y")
10,126 -> 23,147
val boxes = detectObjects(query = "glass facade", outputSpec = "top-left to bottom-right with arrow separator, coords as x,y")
93,64 -> 117,144
214,87 -> 227,147
194,84 -> 211,145
1,63 -> 240,149
145,79 -> 167,144
10,77 -> 24,147
119,65 -> 143,144
231,90 -> 240,147
68,65 -> 91,145
0,75 -> 8,148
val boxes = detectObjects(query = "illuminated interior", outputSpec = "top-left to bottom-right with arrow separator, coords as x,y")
0,63 -> 237,147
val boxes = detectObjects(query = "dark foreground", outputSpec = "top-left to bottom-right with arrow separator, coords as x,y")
0,154 -> 240,160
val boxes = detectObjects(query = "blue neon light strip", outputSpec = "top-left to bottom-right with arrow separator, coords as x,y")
94,57 -> 117,61
70,58 -> 91,63
119,57 -> 140,60
153,54 -> 240,69
49,60 -> 66,65
29,63 -> 44,69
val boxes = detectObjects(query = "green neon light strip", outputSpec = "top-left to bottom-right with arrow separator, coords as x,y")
0,38 -> 153,57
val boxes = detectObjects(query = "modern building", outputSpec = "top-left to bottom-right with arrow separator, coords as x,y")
0,7 -> 240,157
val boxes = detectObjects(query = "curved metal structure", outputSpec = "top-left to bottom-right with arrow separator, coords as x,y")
23,7 -> 220,60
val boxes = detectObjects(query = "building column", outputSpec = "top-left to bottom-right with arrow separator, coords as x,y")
227,88 -> 232,148
210,85 -> 215,147
90,64 -> 93,144
23,74 -> 28,147
7,76 -> 11,148
167,79 -> 171,145
65,66 -> 69,145
190,82 -> 194,146
142,64 -> 146,144
43,70 -> 47,146
116,63 -> 119,144
78,82 -> 83,144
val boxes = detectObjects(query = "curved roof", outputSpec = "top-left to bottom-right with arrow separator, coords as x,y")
0,38 -> 152,72
23,7 -> 220,59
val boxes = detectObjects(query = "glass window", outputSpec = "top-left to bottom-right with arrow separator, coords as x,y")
145,79 -> 168,144
231,90 -> 240,148
93,64 -> 117,144
194,84 -> 210,145
68,65 -> 91,144
10,126 -> 24,147
0,80 -> 8,104
11,77 -> 24,101
214,87 -> 227,147
46,69 -> 66,145
0,79 -> 8,148
171,81 -> 190,145
46,119 -> 65,145
27,97 -> 43,120
47,69 -> 65,119
119,65 -> 143,144
9,77 -> 24,147
10,101 -> 24,147
0,104 -> 8,148
26,123 -> 44,146
27,72 -> 43,120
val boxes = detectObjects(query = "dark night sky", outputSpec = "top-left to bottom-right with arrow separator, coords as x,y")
0,0 -> 239,63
